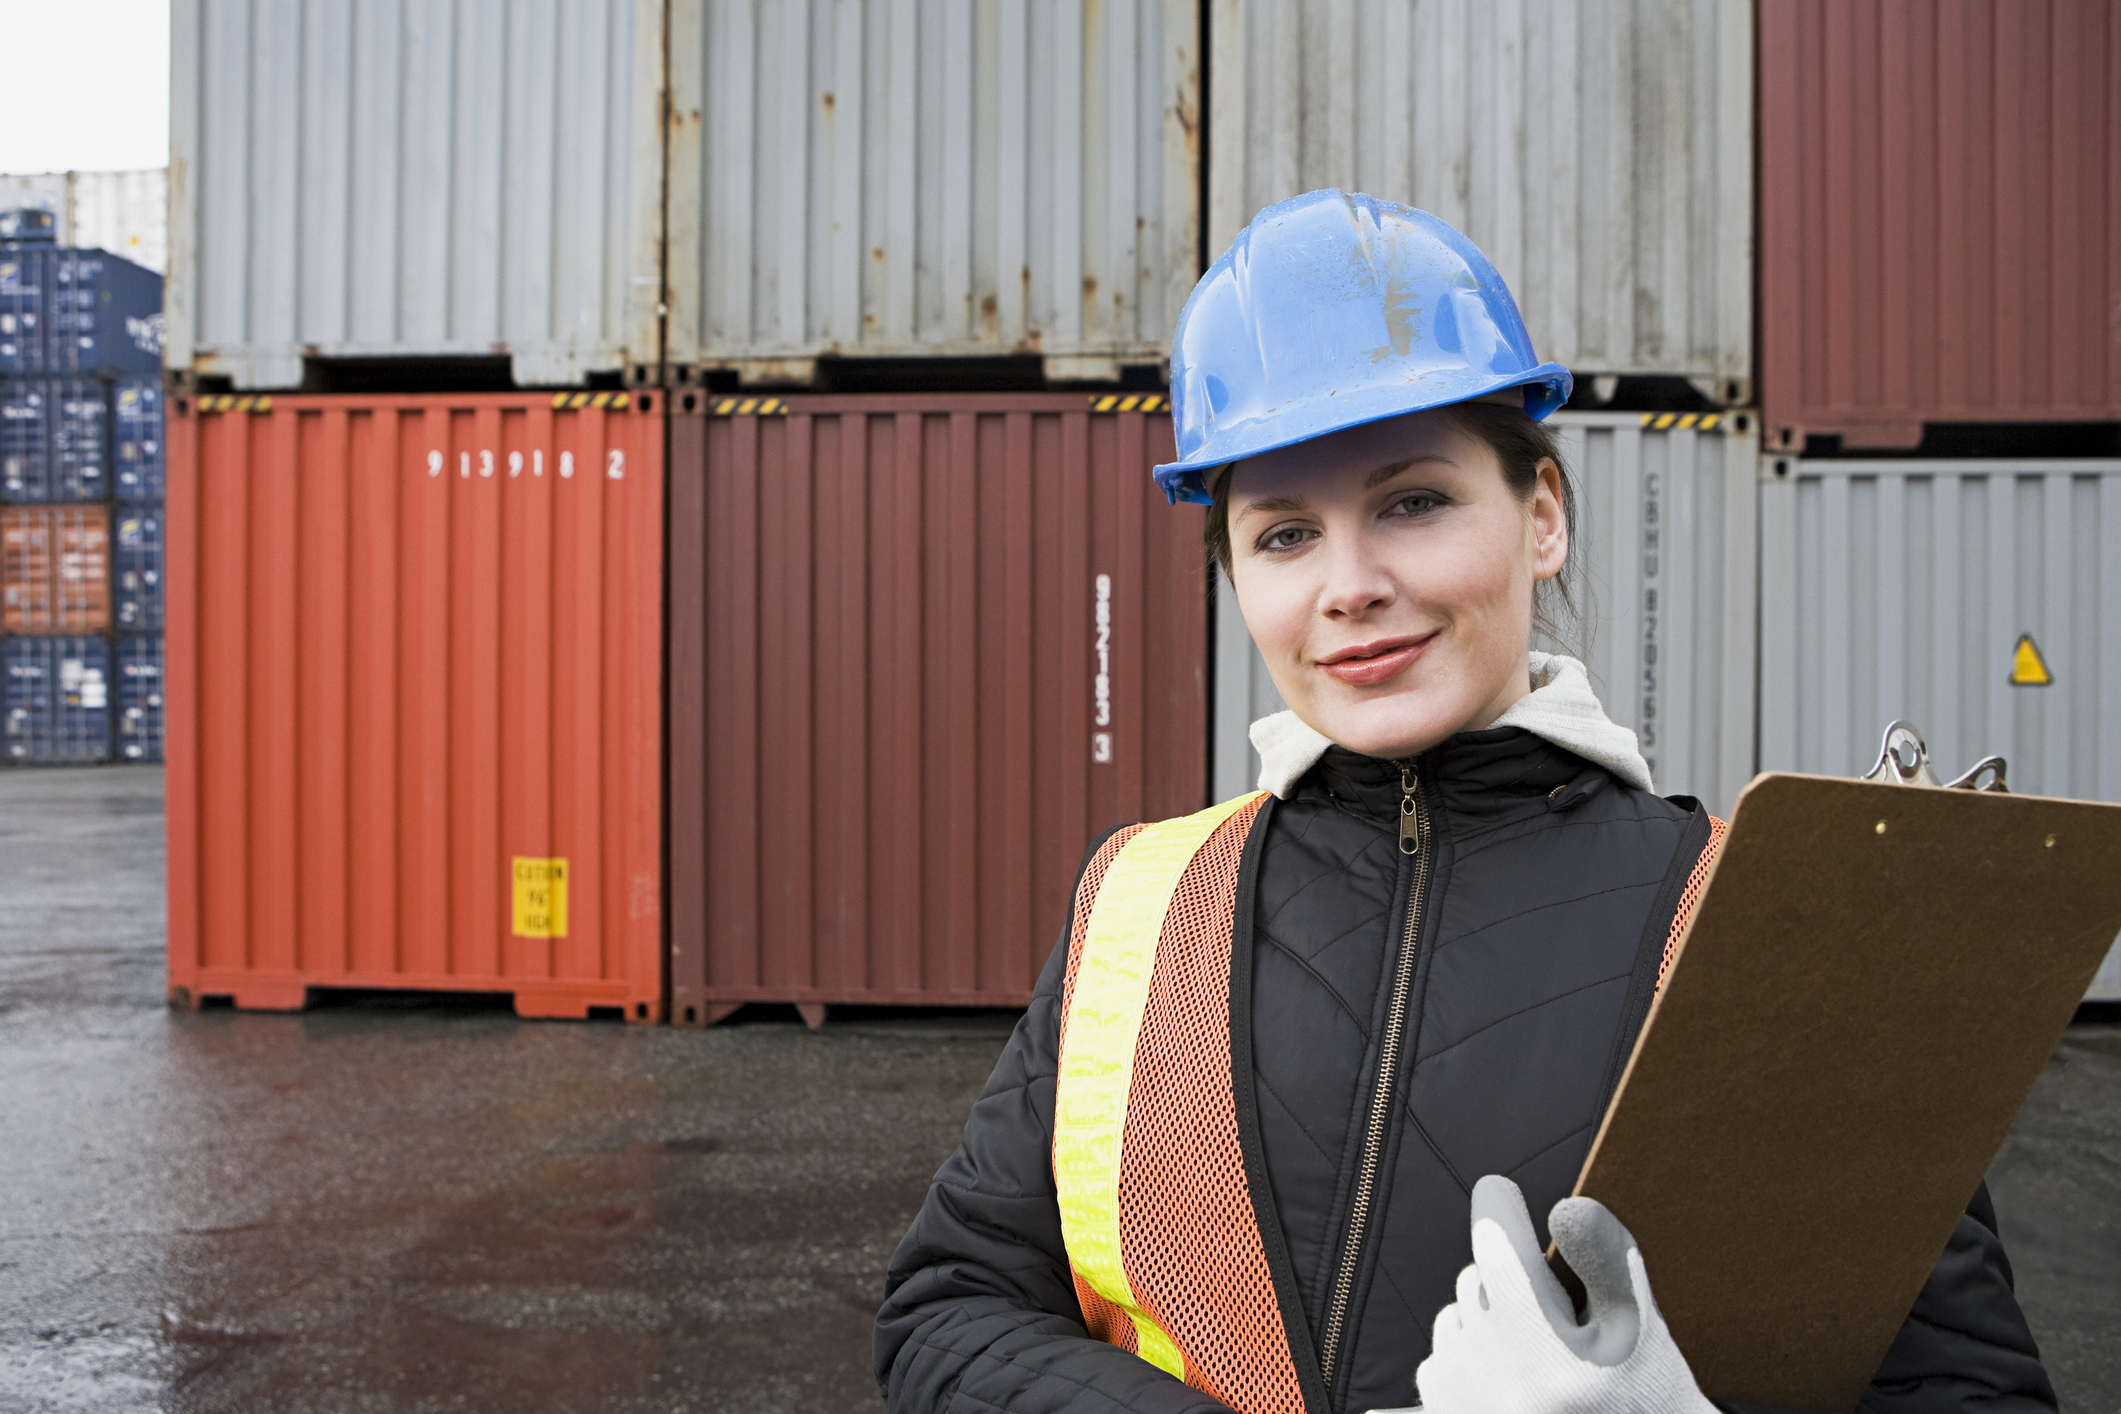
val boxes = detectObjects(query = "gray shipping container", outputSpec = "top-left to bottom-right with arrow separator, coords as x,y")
1760,457 -> 2121,797
660,0 -> 1200,384
166,0 -> 661,389
1760,455 -> 2121,999
1206,0 -> 1752,397
1214,411 -> 1760,815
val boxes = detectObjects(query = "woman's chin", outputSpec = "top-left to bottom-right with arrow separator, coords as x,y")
1298,693 -> 1470,761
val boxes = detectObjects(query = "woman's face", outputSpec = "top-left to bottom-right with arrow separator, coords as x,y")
1227,409 -> 1567,760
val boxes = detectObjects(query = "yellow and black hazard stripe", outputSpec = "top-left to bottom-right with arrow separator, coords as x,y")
1088,394 -> 1170,413
194,395 -> 274,414
1639,411 -> 1722,431
550,391 -> 632,410
703,397 -> 791,417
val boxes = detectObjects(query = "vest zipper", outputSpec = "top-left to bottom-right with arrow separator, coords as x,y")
1316,760 -> 1430,1398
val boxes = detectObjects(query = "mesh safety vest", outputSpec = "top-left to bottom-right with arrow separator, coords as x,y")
1052,792 -> 1726,1414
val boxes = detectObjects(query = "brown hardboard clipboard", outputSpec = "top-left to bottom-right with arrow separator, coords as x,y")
1570,772 -> 2121,1411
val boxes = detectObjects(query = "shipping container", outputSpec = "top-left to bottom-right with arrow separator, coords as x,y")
1758,0 -> 2119,449
167,0 -> 660,390
114,508 -> 163,631
117,634 -> 165,763
1,378 -> 112,503
2,505 -> 110,634
0,209 -> 56,242
0,169 -> 168,272
1759,457 -> 2121,800
3,635 -> 111,763
1759,453 -> 2121,1001
164,390 -> 665,1018
1212,411 -> 1761,815
0,246 -> 161,376
660,0 -> 1200,384
667,391 -> 1208,1024
1206,0 -> 1752,397
113,378 -> 163,501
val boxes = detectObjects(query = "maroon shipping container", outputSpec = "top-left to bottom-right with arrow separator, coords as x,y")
668,393 -> 1209,1026
1759,0 -> 2120,450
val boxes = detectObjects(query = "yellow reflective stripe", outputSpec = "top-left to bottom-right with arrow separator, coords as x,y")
1054,791 -> 1264,1380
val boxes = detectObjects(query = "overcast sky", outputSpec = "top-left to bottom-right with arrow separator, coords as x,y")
0,0 -> 169,173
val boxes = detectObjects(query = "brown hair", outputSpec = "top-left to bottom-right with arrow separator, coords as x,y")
1203,401 -> 1580,645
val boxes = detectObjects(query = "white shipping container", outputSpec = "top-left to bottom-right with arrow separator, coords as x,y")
68,170 -> 169,275
167,0 -> 661,389
0,170 -> 167,272
1213,411 -> 1761,815
661,0 -> 1200,382
1206,0 -> 1751,395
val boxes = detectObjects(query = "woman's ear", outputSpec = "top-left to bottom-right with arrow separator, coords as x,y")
1529,457 -> 1568,582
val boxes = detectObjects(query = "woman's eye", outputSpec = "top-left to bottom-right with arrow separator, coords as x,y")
1259,525 -> 1313,552
1390,492 -> 1440,517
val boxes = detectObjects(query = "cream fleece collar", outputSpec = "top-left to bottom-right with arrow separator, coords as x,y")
1247,652 -> 1654,798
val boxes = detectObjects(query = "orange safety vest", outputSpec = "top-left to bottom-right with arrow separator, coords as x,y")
1052,792 -> 1726,1414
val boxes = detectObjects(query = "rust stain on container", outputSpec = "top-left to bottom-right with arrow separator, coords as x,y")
2,505 -> 110,633
164,393 -> 665,1021
667,394 -> 1208,1024
1759,0 -> 2120,448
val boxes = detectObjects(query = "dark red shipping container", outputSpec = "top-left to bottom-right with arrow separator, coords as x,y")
1759,0 -> 2120,449
668,393 -> 1209,1026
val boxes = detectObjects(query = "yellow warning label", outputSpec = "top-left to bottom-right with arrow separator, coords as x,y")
512,857 -> 569,938
2009,634 -> 2054,686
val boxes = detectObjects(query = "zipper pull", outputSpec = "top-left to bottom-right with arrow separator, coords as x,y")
1398,761 -> 1422,855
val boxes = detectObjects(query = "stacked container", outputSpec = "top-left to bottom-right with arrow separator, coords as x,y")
1755,0 -> 2121,994
0,220 -> 161,765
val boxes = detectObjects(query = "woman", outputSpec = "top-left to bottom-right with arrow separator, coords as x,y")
875,192 -> 2053,1414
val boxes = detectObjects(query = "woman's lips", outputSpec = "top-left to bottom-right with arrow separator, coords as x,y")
1316,633 -> 1437,686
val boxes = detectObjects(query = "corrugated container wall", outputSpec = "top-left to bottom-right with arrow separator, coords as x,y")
1758,0 -> 2119,448
1760,458 -> 2121,800
167,0 -> 661,389
0,169 -> 166,271
667,393 -> 1208,1024
1214,413 -> 1760,816
165,392 -> 664,1018
661,1 -> 1200,382
1207,0 -> 1752,395
1760,455 -> 2121,1000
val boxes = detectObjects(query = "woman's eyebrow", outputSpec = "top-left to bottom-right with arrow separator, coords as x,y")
1236,494 -> 1307,517
1364,455 -> 1455,489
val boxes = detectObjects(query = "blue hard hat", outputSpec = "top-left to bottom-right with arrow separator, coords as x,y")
1155,190 -> 1572,504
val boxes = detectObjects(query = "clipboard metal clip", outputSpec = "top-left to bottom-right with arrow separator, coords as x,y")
1861,721 -> 2010,793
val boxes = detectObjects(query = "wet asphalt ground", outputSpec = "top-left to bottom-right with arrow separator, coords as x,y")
2,766 -> 2116,1412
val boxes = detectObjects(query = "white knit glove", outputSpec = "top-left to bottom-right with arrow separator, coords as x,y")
1408,1174 -> 1718,1414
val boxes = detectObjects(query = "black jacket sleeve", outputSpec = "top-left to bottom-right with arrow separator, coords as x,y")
875,909 -> 1235,1414
1858,1182 -> 2057,1412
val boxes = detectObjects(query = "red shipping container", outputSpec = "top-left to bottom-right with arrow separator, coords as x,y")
2,505 -> 110,633
667,393 -> 1209,1026
165,392 -> 665,1020
1759,0 -> 2121,449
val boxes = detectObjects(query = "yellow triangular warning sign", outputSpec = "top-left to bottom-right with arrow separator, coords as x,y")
2009,634 -> 2054,686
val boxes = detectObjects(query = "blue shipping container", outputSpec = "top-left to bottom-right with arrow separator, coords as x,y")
0,245 -> 161,376
0,250 -> 41,370
4,635 -> 111,763
114,509 -> 162,630
113,379 -> 163,500
116,634 -> 163,763
0,209 -> 57,242
0,378 -> 108,502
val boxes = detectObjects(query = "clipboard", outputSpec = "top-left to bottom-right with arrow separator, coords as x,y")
1570,729 -> 2121,1411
